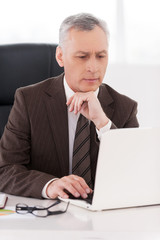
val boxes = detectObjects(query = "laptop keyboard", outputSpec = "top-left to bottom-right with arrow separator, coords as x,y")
67,192 -> 93,204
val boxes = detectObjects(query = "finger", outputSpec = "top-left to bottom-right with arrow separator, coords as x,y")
62,175 -> 89,198
47,178 -> 72,199
74,97 -> 79,114
66,95 -> 74,106
74,96 -> 85,114
72,180 -> 89,199
50,175 -> 92,199
48,179 -> 79,199
80,101 -> 88,114
62,181 -> 81,198
77,97 -> 85,112
71,175 -> 92,196
49,188 -> 69,199
79,178 -> 92,194
57,189 -> 70,199
68,96 -> 76,112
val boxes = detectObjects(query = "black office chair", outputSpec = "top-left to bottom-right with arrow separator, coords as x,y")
0,43 -> 64,138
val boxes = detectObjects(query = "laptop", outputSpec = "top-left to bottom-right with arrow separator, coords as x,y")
59,127 -> 160,211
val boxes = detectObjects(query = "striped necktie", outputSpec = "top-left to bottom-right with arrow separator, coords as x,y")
72,114 -> 93,188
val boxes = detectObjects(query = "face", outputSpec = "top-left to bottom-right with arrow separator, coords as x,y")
56,26 -> 109,92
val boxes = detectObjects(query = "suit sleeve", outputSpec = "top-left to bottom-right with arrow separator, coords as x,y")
123,101 -> 139,128
0,89 -> 54,199
111,100 -> 139,129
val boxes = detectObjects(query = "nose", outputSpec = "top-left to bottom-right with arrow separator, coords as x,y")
86,57 -> 99,73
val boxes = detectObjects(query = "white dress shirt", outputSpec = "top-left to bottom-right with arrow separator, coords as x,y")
42,76 -> 112,198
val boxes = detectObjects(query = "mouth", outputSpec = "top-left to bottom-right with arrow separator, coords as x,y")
83,78 -> 99,82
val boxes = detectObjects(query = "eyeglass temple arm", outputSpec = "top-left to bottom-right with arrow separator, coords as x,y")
48,202 -> 70,215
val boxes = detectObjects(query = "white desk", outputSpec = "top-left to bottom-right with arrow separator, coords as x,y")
1,193 -> 160,240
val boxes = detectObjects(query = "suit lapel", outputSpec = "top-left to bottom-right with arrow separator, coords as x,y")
98,83 -> 114,119
43,74 -> 69,176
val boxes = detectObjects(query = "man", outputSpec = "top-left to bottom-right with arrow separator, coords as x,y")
0,13 -> 139,200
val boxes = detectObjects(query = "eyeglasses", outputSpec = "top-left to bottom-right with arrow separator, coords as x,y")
16,199 -> 69,217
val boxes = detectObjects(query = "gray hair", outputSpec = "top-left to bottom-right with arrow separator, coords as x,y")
59,13 -> 109,48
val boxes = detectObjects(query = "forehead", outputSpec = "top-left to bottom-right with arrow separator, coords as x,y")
64,26 -> 108,52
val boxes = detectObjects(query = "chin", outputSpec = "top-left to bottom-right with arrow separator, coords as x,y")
81,79 -> 101,92
80,86 -> 98,92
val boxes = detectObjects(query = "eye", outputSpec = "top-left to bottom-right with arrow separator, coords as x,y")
98,55 -> 106,59
78,55 -> 86,59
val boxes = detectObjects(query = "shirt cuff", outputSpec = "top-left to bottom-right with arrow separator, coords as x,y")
42,178 -> 59,199
96,119 -> 112,141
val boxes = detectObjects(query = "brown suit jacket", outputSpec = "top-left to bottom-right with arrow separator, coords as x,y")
0,73 -> 139,198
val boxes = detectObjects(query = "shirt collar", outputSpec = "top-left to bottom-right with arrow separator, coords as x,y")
63,76 -> 99,101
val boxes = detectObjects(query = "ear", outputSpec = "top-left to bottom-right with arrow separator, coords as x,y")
56,46 -> 64,67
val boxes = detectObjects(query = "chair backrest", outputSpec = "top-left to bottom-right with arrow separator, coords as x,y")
0,43 -> 64,138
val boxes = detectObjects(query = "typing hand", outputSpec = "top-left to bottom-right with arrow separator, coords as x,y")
46,174 -> 92,199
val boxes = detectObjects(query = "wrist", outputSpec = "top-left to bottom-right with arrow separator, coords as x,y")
93,114 -> 109,130
45,178 -> 59,199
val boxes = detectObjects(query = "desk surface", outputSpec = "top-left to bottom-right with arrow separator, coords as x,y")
1,193 -> 160,240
